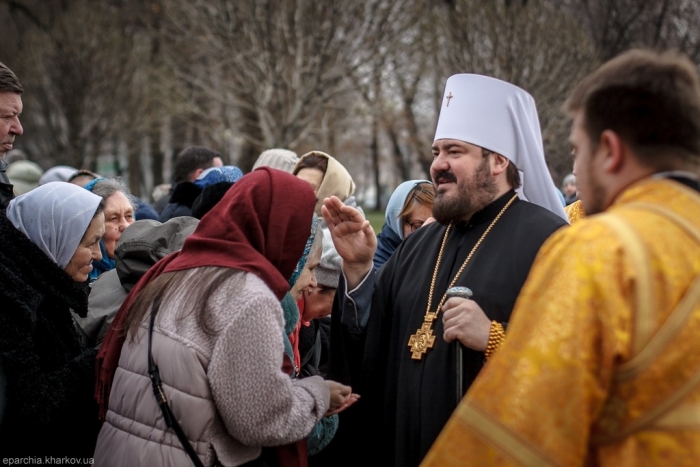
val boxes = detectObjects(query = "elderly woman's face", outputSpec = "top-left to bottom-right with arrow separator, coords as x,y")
102,191 -> 135,258
296,168 -> 324,195
290,246 -> 322,301
64,214 -> 105,282
302,285 -> 336,321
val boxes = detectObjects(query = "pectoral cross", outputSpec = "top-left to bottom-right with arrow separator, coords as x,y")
445,92 -> 453,107
408,321 -> 437,360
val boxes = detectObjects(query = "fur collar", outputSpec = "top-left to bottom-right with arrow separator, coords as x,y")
0,213 -> 90,317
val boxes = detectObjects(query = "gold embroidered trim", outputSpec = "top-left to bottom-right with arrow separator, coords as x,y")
597,215 -> 655,363
458,403 -> 559,467
606,203 -> 700,383
651,402 -> 700,430
592,200 -> 700,444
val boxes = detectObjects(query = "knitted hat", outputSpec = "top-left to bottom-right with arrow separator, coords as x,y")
253,148 -> 300,173
194,166 -> 244,189
561,173 -> 576,189
39,165 -> 78,185
315,228 -> 342,289
7,160 -> 43,195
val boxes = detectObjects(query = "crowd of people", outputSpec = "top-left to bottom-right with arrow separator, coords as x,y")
1,46 -> 699,467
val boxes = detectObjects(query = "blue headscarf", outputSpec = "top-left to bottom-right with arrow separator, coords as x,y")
374,180 -> 430,272
83,177 -> 117,282
83,177 -> 105,193
288,213 -> 319,288
88,241 -> 116,282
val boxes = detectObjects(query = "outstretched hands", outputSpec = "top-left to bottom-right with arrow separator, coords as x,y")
324,380 -> 360,417
322,196 -> 376,289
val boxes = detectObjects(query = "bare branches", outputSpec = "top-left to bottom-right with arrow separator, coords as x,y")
2,0 -> 700,198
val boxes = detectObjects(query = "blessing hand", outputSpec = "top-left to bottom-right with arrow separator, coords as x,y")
322,196 -> 376,289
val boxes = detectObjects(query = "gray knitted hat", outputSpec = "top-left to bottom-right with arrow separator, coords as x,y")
253,148 -> 300,173
315,228 -> 343,289
7,160 -> 43,195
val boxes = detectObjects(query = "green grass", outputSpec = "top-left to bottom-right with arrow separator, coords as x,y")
364,210 -> 385,234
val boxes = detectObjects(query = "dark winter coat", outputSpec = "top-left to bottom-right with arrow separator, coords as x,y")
158,181 -> 202,222
0,213 -> 100,457
0,159 -> 14,211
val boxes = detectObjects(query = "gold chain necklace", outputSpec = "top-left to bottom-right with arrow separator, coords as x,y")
407,194 -> 518,359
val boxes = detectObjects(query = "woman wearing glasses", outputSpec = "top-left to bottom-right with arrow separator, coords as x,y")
373,180 -> 435,272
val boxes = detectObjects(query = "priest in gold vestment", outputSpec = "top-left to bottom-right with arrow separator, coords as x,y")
422,49 -> 700,467
564,198 -> 585,224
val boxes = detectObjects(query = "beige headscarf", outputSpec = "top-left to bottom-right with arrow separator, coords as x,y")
294,151 -> 355,215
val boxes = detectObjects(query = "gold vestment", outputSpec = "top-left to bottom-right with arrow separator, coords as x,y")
421,178 -> 700,467
565,199 -> 585,225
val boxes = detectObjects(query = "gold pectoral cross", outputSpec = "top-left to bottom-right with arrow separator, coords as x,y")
408,314 -> 437,360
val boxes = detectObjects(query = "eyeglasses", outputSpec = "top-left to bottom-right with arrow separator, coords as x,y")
405,219 -> 425,232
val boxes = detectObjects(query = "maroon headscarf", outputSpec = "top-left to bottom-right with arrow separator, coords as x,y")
96,168 -> 316,419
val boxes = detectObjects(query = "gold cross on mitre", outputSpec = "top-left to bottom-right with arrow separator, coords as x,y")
445,91 -> 453,107
408,322 -> 437,360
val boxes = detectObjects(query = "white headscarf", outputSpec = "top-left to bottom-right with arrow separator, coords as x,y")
434,74 -> 568,221
6,181 -> 102,269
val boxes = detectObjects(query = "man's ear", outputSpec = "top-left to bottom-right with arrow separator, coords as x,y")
191,168 -> 204,182
491,153 -> 510,176
599,130 -> 625,174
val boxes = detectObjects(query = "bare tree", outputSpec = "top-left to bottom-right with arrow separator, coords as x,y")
159,0 -> 400,172
435,0 -> 599,184
568,0 -> 700,62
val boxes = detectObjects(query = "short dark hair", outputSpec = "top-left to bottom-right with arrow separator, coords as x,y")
172,146 -> 222,183
482,148 -> 521,189
566,49 -> 700,170
68,169 -> 99,184
0,62 -> 23,94
293,152 -> 329,176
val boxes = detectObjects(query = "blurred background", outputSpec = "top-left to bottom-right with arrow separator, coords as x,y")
1,0 -> 698,212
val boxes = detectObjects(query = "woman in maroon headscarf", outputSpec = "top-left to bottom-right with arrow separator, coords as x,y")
93,168 -> 355,467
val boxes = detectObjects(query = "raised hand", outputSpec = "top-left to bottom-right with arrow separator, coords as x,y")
322,196 -> 376,288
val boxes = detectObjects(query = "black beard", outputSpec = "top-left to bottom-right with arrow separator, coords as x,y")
432,160 -> 498,224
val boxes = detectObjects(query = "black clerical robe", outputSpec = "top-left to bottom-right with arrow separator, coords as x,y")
323,190 -> 567,467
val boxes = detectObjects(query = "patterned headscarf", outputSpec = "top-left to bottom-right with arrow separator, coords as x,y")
288,213 -> 319,288
194,166 -> 244,189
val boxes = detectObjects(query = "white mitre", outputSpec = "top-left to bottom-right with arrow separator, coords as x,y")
433,74 -> 568,221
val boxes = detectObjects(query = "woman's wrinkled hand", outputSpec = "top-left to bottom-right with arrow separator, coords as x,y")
324,380 -> 360,417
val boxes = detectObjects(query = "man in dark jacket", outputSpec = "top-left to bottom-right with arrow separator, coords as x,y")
155,146 -> 223,219
0,62 -> 24,211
